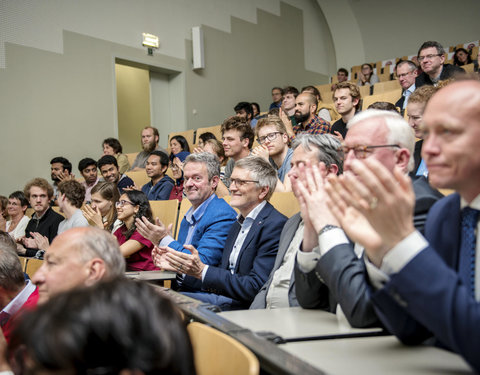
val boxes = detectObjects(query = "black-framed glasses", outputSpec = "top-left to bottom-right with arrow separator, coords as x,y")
257,132 -> 281,144
228,178 -> 260,187
115,200 -> 134,208
418,54 -> 442,62
341,144 -> 400,159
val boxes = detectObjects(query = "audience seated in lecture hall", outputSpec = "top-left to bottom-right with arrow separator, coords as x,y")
82,181 -> 122,233
251,134 -> 342,309
136,152 -> 237,291
98,155 -> 134,195
153,156 -> 287,310
77,157 -> 100,203
294,109 -> 442,328
129,126 -> 168,171
141,151 -> 174,201
102,137 -> 130,174
0,191 -> 29,242
320,79 -> 480,373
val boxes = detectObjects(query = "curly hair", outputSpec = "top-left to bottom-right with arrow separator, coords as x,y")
24,178 -> 54,200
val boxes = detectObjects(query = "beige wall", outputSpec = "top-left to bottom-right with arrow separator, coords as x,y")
116,64 -> 151,153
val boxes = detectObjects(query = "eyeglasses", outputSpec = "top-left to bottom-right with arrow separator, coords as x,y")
169,163 -> 181,171
257,132 -> 281,144
395,71 -> 415,79
115,200 -> 134,208
418,54 -> 442,62
227,178 -> 259,187
341,144 -> 400,159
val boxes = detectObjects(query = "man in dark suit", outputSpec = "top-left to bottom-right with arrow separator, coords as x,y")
415,41 -> 464,88
294,109 -> 442,328
250,134 -> 343,309
154,156 -> 287,310
324,80 -> 480,372
394,60 -> 418,114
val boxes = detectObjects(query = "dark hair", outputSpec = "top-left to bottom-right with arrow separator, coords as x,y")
271,86 -> 284,95
122,190 -> 153,240
98,155 -> 119,169
221,116 -> 255,149
368,101 -> 400,113
251,102 -> 260,115
198,132 -> 217,143
0,196 -> 7,217
283,86 -> 299,97
8,191 -> 28,208
417,41 -> 445,57
234,102 -> 254,120
103,138 -> 123,154
78,158 -> 97,173
91,182 -> 119,231
8,278 -> 195,375
0,231 -> 24,292
50,157 -> 72,173
58,180 -> 86,208
301,85 -> 322,101
361,63 -> 373,70
150,150 -> 170,167
337,68 -> 349,75
170,135 -> 190,153
395,59 -> 417,72
453,48 -> 473,66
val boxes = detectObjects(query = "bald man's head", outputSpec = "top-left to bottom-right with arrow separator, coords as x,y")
422,80 -> 480,201
32,227 -> 125,303
294,93 -> 318,124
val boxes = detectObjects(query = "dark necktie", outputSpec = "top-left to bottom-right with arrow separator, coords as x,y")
459,207 -> 480,298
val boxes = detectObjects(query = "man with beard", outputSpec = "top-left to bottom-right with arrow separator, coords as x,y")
97,155 -> 134,194
129,127 -> 168,171
50,157 -> 72,205
285,93 -> 330,138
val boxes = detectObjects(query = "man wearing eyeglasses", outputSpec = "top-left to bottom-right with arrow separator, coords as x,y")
394,60 -> 418,113
252,115 -> 293,191
294,110 -> 442,328
416,41 -> 464,88
152,156 -> 287,310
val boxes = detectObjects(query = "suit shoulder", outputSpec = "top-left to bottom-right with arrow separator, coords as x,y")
205,196 -> 237,219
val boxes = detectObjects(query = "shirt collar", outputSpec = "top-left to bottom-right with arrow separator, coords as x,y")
236,200 -> 267,225
185,193 -> 216,225
2,280 -> 36,316
461,194 -> 480,210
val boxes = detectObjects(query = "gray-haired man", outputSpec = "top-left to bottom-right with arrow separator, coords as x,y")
251,134 -> 343,309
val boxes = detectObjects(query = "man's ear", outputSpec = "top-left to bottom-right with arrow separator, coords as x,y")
210,175 -> 220,190
396,148 -> 410,172
352,97 -> 360,107
84,258 -> 107,286
258,186 -> 269,201
326,163 -> 339,176
242,137 -> 250,149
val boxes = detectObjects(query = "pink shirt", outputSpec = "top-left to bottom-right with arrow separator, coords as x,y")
114,226 -> 157,271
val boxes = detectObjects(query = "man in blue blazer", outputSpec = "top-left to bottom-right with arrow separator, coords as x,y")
326,80 -> 480,372
154,156 -> 287,310
136,153 -> 237,274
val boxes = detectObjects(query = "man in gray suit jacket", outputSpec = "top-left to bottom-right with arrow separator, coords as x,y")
250,134 -> 343,309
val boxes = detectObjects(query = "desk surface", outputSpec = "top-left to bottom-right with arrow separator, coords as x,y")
218,307 -> 383,341
125,270 -> 177,281
282,336 -> 472,374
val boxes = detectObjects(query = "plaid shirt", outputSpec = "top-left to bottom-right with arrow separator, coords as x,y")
292,115 -> 331,137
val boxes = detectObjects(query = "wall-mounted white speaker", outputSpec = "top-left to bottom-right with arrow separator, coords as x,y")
192,26 -> 205,70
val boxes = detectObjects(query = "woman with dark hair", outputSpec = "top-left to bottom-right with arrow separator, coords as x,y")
251,102 -> 260,118
113,190 -> 156,271
2,191 -> 29,241
197,131 -> 217,149
8,278 -> 196,375
453,48 -> 478,71
102,137 -> 130,174
169,151 -> 190,202
82,182 -> 121,233
169,135 -> 191,162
